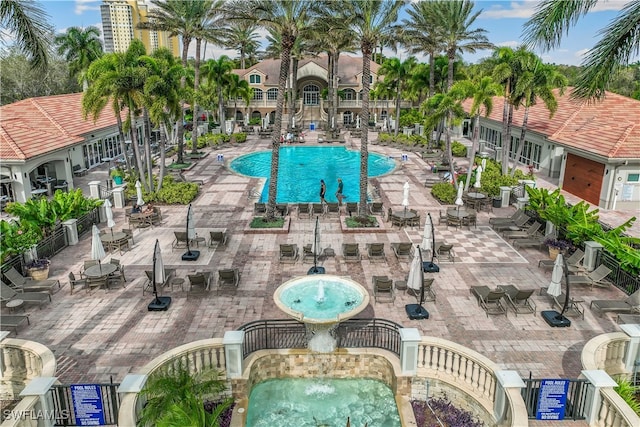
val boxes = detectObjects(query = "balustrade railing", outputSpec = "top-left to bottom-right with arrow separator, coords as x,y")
0,338 -> 57,399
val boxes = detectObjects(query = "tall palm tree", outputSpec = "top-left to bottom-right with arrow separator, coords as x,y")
523,0 -> 640,100
201,56 -> 235,134
225,73 -> 252,123
510,59 -> 568,175
237,0 -> 315,220
223,22 -> 260,69
491,46 -> 518,175
54,26 -> 103,91
341,0 -> 403,217
0,0 -> 51,71
456,77 -> 501,191
378,56 -> 417,136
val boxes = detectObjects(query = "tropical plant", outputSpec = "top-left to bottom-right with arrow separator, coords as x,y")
0,219 -> 41,262
378,57 -> 418,136
0,0 -> 52,71
110,168 -> 125,179
614,376 -> 640,415
223,21 -> 260,69
201,56 -> 235,135
431,182 -> 456,204
523,0 -> 640,100
54,26 -> 103,91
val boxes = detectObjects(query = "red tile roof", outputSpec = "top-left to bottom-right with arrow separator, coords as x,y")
463,89 -> 640,159
0,93 -> 121,161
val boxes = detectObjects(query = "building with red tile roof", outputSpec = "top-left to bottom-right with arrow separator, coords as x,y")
462,89 -> 640,210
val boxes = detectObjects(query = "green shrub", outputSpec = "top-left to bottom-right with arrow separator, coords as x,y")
614,376 -> 640,415
451,140 -> 467,157
124,175 -> 198,204
249,117 -> 261,125
0,220 -> 41,262
431,182 -> 456,204
250,217 -> 284,228
399,108 -> 423,128
378,133 -> 393,143
477,158 -> 524,197
234,132 -> 247,143
345,215 -> 379,228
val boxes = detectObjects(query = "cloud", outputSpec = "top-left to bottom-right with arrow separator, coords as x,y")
481,0 -> 628,20
575,48 -> 590,59
75,0 -> 101,15
497,40 -> 521,48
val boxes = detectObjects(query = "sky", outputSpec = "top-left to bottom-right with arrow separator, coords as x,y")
36,0 -> 632,66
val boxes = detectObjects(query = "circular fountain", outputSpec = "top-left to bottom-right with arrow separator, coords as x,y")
274,275 -> 370,352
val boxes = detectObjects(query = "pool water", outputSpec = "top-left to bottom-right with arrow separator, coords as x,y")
230,146 -> 395,203
278,278 -> 365,321
245,378 -> 401,427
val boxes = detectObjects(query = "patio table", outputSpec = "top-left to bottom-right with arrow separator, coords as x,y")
84,263 -> 118,279
100,232 -> 128,252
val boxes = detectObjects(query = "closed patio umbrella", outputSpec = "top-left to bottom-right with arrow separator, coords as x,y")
474,165 -> 483,189
104,199 -> 115,236
148,239 -> 171,311
454,184 -> 464,208
308,216 -> 325,274
402,181 -> 410,213
135,180 -> 144,206
542,253 -> 572,327
407,247 -> 423,294
547,253 -> 564,298
421,213 -> 433,257
182,203 -> 200,261
91,224 -> 106,274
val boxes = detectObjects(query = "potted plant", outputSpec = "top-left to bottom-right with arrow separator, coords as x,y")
544,237 -> 572,261
110,168 -> 125,185
25,258 -> 50,280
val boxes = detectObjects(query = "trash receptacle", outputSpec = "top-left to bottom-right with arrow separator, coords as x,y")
493,197 -> 502,208
310,123 -> 315,131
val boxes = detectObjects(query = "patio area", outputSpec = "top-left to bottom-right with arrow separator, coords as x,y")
4,131 -> 631,425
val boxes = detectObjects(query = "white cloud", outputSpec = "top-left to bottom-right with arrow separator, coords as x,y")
481,0 -> 628,20
497,40 -> 521,48
575,48 -> 590,59
75,0 -> 101,15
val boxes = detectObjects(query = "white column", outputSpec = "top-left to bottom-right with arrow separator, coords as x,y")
112,187 -> 126,209
620,324 -> 640,373
545,221 -> 556,237
399,328 -> 421,375
117,374 -> 147,395
583,241 -> 604,272
494,371 -> 525,424
88,180 -> 101,199
581,370 -> 618,425
19,377 -> 58,427
500,186 -> 511,208
62,219 -> 79,245
223,331 -> 245,379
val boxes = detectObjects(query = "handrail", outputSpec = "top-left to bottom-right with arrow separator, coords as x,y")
0,338 -> 57,398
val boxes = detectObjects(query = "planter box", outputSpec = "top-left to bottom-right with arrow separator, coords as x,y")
340,215 -> 387,233
244,217 -> 291,234
26,266 -> 49,280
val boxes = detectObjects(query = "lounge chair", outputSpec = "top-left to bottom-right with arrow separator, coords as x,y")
590,289 -> 640,317
503,221 -> 542,240
346,202 -> 358,216
391,243 -> 413,260
499,285 -> 536,316
302,244 -> 315,263
4,267 -> 60,294
435,242 -> 454,262
187,272 -> 212,292
0,314 -> 30,335
254,203 -> 267,215
68,272 -> 87,294
367,243 -> 386,262
312,203 -> 325,216
0,281 -> 51,308
218,268 -> 240,288
297,203 -> 311,219
489,209 -> 526,225
369,202 -> 385,218
539,249 -> 585,271
470,286 -> 507,317
565,265 -> 612,288
172,231 -> 189,251
326,202 -> 340,217
373,276 -> 395,303
342,243 -> 361,262
513,233 -> 553,250
142,269 -> 176,295
279,244 -> 299,263
407,277 -> 436,302
551,292 -> 584,319
208,230 -> 228,247
492,214 -> 530,232
276,203 -> 289,217
617,314 -> 640,324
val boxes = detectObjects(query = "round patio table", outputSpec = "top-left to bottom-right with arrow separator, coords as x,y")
84,263 -> 118,279
392,210 -> 417,220
466,192 -> 487,200
100,232 -> 126,244
446,208 -> 470,219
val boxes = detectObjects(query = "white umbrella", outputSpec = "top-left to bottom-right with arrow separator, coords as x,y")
547,253 -> 564,297
402,181 -> 410,209
454,184 -> 464,207
312,216 -> 321,258
104,199 -> 116,234
474,165 -> 483,189
421,213 -> 433,256
407,247 -> 423,293
186,203 -> 196,241
152,239 -> 165,296
91,224 -> 106,274
135,180 -> 144,206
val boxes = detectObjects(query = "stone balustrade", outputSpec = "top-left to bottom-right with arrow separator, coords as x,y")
594,389 -> 639,427
0,338 -> 56,399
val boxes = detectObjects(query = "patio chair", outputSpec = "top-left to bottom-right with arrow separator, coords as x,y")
438,209 -> 448,225
172,231 -> 189,251
342,243 -> 361,262
446,215 -> 462,229
617,314 -> 640,324
502,221 -> 542,240
407,277 -> 436,302
538,249 -> 585,271
369,202 -> 385,218
492,214 -> 530,232
367,243 -> 386,262
551,292 -> 584,319
107,258 -> 126,289
0,315 -> 30,335
218,268 -> 241,288
435,242 -> 454,262
208,230 -> 228,247
68,272 -> 87,295
373,276 -> 395,303
312,203 -> 325,216
499,285 -> 536,316
407,210 -> 421,227
86,276 -> 108,293
346,202 -> 358,216
302,244 -> 315,263
4,267 -> 60,294
81,260 -> 99,277
276,204 -> 289,217
297,203 -> 311,219
489,209 -> 526,225
142,269 -> 176,295
391,242 -> 413,260
462,212 -> 477,229
565,265 -> 612,288
590,289 -> 640,317
254,203 -> 267,215
0,281 -> 51,308
279,244 -> 299,263
187,272 -> 212,292
122,228 -> 134,245
470,286 -> 507,317
326,202 -> 340,217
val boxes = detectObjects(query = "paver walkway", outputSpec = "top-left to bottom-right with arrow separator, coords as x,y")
5,131 -> 633,426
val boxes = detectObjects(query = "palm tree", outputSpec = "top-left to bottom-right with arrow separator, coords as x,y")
510,59 -> 568,175
54,26 -> 103,91
456,77 -> 501,190
238,0 -> 315,220
201,56 -> 235,135
341,0 -> 403,217
224,22 -> 261,69
225,73 -> 252,124
523,0 -> 640,100
378,56 -> 417,136
0,0 -> 51,71
491,46 -> 519,175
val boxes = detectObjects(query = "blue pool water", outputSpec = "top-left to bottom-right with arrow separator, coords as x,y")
246,378 -> 401,427
278,278 -> 365,321
230,147 -> 395,203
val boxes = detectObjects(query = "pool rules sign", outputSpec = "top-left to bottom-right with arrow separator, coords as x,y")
70,384 -> 105,425
536,379 -> 570,420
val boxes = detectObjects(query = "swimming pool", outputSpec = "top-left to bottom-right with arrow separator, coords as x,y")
230,146 -> 395,203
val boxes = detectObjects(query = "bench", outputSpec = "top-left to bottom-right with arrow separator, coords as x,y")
73,165 -> 88,177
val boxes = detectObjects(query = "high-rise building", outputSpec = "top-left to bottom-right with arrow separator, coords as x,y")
100,0 -> 180,57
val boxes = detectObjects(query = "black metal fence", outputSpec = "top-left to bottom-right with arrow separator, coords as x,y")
0,253 -> 24,275
50,383 -> 119,426
36,226 -> 68,260
522,378 -> 589,420
598,250 -> 640,295
76,208 -> 99,238
238,318 -> 402,359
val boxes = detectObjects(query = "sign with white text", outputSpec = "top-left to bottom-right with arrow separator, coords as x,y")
70,384 -> 105,426
536,379 -> 569,420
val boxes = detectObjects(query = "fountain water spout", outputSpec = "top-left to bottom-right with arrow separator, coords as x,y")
315,280 -> 325,304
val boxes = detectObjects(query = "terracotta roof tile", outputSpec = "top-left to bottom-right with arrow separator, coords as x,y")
0,93 -> 120,161
463,88 -> 640,159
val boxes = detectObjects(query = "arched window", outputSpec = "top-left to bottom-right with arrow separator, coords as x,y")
303,84 -> 320,105
343,89 -> 356,100
251,111 -> 262,120
252,89 -> 263,101
358,90 -> 363,100
267,88 -> 278,100
380,110 -> 388,121
343,111 -> 353,125
249,74 -> 261,84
